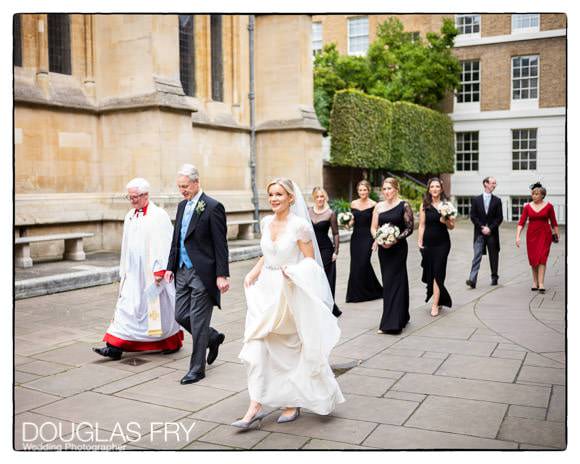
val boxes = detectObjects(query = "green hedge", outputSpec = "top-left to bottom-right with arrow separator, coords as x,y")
329,90 -> 455,174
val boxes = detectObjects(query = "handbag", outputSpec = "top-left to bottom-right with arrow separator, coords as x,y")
552,233 -> 559,244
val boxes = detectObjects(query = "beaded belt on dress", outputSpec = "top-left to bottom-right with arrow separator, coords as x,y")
264,264 -> 282,270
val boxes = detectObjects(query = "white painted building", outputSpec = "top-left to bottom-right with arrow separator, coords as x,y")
450,15 -> 566,224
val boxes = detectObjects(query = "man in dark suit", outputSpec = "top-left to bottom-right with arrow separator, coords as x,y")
466,177 -> 503,288
164,164 -> 230,384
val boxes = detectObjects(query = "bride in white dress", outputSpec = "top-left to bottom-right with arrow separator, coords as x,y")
233,178 -> 345,428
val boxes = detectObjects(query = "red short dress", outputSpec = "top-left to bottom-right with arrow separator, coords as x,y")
518,202 -> 558,266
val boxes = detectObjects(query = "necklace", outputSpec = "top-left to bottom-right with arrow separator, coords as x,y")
313,206 -> 329,214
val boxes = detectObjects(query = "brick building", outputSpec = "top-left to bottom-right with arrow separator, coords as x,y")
14,14 -> 324,260
312,14 -> 566,223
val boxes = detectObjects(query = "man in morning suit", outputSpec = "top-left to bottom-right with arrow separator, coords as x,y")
466,176 -> 503,288
164,164 -> 230,384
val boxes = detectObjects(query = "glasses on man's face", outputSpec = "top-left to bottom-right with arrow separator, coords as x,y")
125,193 -> 147,201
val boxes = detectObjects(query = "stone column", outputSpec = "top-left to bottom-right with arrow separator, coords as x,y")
35,14 -> 49,96
254,15 -> 324,195
83,15 -> 96,98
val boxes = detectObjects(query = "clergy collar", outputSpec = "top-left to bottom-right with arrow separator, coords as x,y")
134,202 -> 149,216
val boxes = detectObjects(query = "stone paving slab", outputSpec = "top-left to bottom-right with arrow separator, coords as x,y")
92,367 -> 176,395
362,353 -> 445,374
252,432 -> 310,450
188,390 -> 252,425
362,424 -> 518,449
337,372 -> 395,397
115,370 -> 235,411
16,360 -> 72,377
32,341 -> 108,367
348,366 -> 404,380
547,385 -> 565,422
435,353 -> 522,383
14,387 -> 62,414
259,413 -> 377,445
516,366 -> 565,386
415,325 -> 477,340
491,349 -> 527,361
333,333 -> 399,359
392,336 -> 497,357
392,373 -> 551,408
15,371 -> 42,385
22,364 -> 133,397
302,439 -> 375,450
332,394 -> 418,425
524,352 -> 565,368
182,441 -> 238,450
498,416 -> 566,449
32,391 -> 189,432
404,395 -> 507,438
197,424 -> 270,449
508,405 -> 546,420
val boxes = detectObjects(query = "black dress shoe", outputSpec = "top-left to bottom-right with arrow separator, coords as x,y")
207,333 -> 225,365
93,346 -> 122,360
466,279 -> 476,289
180,372 -> 205,385
491,279 -> 498,286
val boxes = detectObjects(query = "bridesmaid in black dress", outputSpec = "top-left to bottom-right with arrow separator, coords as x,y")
309,187 -> 342,317
371,178 -> 414,334
346,180 -> 383,302
418,177 -> 455,317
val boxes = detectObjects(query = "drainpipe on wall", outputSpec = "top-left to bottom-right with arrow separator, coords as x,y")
248,15 -> 259,235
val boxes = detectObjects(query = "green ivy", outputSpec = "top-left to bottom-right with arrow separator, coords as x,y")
330,90 -> 455,174
329,198 -> 351,214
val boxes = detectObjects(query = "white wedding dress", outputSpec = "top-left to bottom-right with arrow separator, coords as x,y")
239,213 -> 345,415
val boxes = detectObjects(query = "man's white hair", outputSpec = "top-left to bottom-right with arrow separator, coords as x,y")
126,177 -> 150,193
178,164 -> 199,182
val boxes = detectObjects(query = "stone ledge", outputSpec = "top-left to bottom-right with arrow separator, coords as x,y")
15,266 -> 120,300
15,244 -> 265,300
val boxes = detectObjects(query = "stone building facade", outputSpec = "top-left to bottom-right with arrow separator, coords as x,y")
14,14 -> 324,259
312,14 -> 566,223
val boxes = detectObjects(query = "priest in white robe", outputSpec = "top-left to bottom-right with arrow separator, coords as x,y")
93,178 -> 183,360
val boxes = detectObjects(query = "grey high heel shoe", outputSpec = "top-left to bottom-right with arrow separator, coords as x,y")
231,409 -> 270,430
277,407 -> 300,424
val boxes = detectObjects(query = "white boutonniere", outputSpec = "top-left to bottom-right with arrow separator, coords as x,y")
195,200 -> 206,215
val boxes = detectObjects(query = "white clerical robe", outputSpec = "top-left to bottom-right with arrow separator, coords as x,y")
104,202 -> 183,351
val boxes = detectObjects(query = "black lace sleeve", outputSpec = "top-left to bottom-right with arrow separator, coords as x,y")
330,211 -> 339,254
398,202 -> 414,240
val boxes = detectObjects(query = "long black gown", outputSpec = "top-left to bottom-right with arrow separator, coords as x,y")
309,208 -> 342,318
346,207 -> 383,302
421,205 -> 452,308
377,202 -> 414,332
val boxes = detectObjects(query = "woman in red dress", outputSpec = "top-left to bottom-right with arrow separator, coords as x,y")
516,183 -> 560,294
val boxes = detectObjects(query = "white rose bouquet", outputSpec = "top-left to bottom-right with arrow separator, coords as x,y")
438,201 -> 457,220
337,211 -> 354,228
375,223 -> 400,246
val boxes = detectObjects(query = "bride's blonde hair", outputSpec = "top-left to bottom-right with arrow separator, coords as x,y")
266,178 -> 295,204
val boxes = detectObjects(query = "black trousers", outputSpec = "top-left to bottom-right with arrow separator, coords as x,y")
175,266 -> 220,374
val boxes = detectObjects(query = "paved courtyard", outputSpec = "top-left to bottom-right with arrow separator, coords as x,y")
13,221 -> 566,450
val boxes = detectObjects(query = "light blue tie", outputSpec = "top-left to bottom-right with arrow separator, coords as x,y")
484,196 -> 490,214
